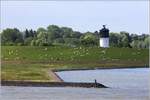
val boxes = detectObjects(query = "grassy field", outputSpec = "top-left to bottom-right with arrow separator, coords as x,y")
1,46 -> 149,81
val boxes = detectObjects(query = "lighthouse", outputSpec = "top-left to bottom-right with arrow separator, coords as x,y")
99,25 -> 109,48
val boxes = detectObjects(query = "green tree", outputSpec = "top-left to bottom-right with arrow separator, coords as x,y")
24,37 -> 33,45
144,36 -> 150,48
36,31 -> 52,46
61,27 -> 73,38
109,32 -> 121,47
80,32 -> 97,46
130,40 -> 138,48
37,27 -> 47,34
120,31 -> 131,47
53,38 -> 65,44
1,28 -> 23,45
25,29 -> 29,38
71,31 -> 82,38
64,38 -> 80,47
47,25 -> 61,40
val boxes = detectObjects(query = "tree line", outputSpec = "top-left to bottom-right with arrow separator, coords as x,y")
1,25 -> 149,48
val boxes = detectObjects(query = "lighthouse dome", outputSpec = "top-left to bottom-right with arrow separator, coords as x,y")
99,25 -> 109,38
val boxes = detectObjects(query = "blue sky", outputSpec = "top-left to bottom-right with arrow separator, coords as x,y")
1,1 -> 149,34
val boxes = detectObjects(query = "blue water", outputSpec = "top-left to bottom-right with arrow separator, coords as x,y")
57,68 -> 150,89
1,68 -> 150,100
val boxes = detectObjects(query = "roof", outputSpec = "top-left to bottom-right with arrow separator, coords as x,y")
99,27 -> 109,38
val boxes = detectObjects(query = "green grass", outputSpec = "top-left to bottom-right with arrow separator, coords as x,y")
1,46 -> 148,61
1,63 -> 51,81
1,46 -> 149,81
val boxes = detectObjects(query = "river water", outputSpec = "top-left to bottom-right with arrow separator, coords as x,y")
1,68 -> 150,100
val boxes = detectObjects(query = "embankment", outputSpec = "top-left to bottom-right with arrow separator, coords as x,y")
1,80 -> 107,88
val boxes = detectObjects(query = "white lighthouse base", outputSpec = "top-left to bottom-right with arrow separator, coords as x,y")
100,38 -> 109,48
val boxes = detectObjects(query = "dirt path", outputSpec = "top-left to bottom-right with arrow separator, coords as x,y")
48,70 -> 63,82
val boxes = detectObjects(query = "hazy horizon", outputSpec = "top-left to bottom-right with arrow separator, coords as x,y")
1,1 -> 149,34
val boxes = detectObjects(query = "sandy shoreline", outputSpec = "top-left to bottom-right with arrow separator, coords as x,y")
47,70 -> 64,82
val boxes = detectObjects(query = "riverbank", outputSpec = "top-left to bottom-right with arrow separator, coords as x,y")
1,80 -> 107,88
2,67 -> 148,88
1,46 -> 149,81
2,61 -> 148,82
